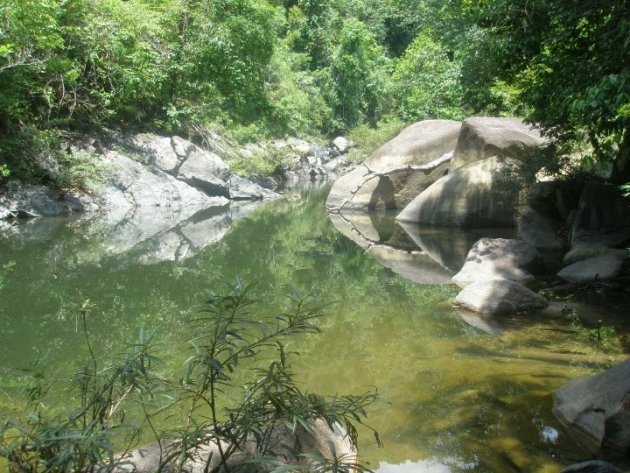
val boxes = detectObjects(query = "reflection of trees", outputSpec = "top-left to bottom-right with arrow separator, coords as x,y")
2,187 -> 626,472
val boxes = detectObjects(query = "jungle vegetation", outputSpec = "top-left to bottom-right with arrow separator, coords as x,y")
0,0 -> 628,184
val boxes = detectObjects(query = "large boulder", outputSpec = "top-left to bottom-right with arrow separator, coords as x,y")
451,238 -> 542,288
570,182 -> 630,248
326,120 -> 461,213
366,120 -> 461,173
450,116 -> 549,170
553,359 -> 630,458
454,279 -> 548,315
396,156 -> 520,227
557,254 -> 624,284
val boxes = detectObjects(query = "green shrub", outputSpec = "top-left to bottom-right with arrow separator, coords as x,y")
0,281 -> 378,472
55,150 -> 107,193
346,117 -> 405,162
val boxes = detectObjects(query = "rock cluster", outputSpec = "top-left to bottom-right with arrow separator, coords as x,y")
327,116 -> 630,468
0,133 -> 350,264
394,116 -> 549,227
327,116 -> 629,316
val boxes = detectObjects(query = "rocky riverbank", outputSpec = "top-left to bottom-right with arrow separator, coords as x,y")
0,131 -> 356,263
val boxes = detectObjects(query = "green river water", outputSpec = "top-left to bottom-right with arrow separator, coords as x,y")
0,186 -> 628,472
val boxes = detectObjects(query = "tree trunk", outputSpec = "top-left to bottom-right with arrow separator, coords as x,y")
611,126 -> 630,184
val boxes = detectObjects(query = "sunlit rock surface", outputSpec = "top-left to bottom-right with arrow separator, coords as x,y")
452,238 -> 541,288
326,120 -> 460,213
103,420 -> 354,473
454,279 -> 548,315
450,116 -> 549,171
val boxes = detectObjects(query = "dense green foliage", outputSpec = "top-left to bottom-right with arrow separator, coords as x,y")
463,0 -> 630,181
1,0 -> 628,184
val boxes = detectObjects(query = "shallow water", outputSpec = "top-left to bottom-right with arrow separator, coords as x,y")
0,186 -> 627,472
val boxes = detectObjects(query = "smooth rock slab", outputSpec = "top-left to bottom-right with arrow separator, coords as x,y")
557,254 -> 624,283
452,238 -> 541,288
553,359 -> 630,458
396,156 -> 520,227
455,279 -> 548,315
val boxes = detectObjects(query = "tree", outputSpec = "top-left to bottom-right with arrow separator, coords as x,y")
391,31 -> 464,121
330,18 -> 388,128
468,0 -> 630,182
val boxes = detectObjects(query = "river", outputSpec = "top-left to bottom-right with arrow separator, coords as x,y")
0,186 -> 627,472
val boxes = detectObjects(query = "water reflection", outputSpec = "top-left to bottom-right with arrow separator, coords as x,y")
0,200 -> 265,267
1,187 -> 628,472
326,209 -> 515,285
